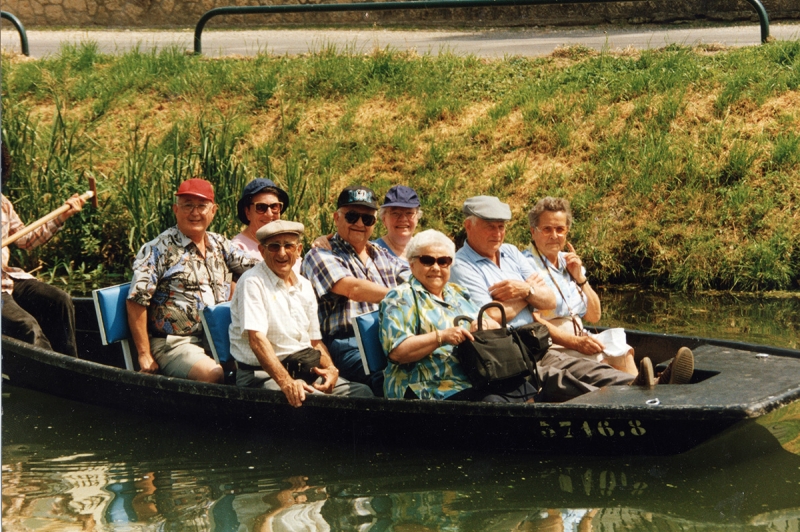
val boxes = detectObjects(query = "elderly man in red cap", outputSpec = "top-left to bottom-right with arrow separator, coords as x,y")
126,178 -> 258,383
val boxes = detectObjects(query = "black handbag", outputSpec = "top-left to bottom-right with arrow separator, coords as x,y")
282,347 -> 322,384
511,321 -> 552,363
452,302 -> 541,390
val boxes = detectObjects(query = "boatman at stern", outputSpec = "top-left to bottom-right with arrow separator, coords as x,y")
126,178 -> 258,383
229,219 -> 372,406
302,186 -> 410,396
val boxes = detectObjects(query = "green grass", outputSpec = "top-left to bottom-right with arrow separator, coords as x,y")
2,41 -> 799,292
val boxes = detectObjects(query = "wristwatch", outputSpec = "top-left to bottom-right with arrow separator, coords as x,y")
528,285 -> 536,299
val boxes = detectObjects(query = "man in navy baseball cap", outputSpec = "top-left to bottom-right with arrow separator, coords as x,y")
302,185 -> 409,395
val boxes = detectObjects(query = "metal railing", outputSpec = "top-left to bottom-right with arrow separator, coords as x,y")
194,0 -> 770,55
1,11 -> 30,56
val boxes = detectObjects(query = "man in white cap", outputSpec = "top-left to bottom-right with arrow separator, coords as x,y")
230,219 -> 373,407
127,178 -> 258,383
451,196 -> 641,402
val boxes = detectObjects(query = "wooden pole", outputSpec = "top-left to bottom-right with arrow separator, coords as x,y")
2,177 -> 97,249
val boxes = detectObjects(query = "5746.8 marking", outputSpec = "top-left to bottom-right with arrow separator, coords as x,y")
539,420 -> 646,438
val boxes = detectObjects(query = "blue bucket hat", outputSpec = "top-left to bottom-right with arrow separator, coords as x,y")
382,185 -> 421,209
237,178 -> 290,225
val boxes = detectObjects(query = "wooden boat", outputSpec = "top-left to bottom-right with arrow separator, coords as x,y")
3,296 -> 800,456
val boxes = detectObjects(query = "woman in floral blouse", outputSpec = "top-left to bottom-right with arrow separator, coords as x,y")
379,229 -> 537,403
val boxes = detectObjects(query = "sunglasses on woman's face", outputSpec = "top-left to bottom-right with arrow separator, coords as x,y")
415,255 -> 453,267
252,202 -> 283,214
343,211 -> 377,226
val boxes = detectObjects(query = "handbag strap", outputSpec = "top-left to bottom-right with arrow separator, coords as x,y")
510,327 -> 542,392
476,302 -> 507,330
411,284 -> 422,335
532,244 -> 584,337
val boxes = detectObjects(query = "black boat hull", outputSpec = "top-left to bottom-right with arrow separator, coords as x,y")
3,297 -> 800,455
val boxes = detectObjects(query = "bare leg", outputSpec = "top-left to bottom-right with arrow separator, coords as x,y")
601,349 -> 638,376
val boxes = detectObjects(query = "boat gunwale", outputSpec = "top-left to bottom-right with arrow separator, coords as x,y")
5,332 -> 799,423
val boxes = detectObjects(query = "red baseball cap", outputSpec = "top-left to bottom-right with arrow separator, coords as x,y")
176,179 -> 215,202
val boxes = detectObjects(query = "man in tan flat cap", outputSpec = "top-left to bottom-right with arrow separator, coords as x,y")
229,219 -> 372,407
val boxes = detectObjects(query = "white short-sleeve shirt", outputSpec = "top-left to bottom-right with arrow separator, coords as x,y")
229,262 -> 321,366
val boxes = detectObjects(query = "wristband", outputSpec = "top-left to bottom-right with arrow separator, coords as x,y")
576,278 -> 588,287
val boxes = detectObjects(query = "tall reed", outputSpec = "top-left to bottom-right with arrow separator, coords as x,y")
2,40 -> 799,292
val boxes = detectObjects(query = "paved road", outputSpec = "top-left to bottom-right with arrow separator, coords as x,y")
2,23 -> 799,58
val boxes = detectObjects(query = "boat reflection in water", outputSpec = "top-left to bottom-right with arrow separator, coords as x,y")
3,386 -> 800,531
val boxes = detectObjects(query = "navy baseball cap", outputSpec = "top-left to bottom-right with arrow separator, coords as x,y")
337,186 -> 379,210
382,185 -> 420,209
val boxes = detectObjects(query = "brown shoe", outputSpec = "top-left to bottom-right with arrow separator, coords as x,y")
656,347 -> 694,385
631,357 -> 654,386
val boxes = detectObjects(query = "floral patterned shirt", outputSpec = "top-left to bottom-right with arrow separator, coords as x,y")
380,277 -> 477,400
128,226 -> 258,337
1,194 -> 65,294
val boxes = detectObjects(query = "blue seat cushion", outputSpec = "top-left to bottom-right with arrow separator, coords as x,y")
201,301 -> 232,364
353,310 -> 387,374
93,283 -> 132,345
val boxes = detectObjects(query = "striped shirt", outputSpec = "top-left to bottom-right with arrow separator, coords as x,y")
2,195 -> 64,294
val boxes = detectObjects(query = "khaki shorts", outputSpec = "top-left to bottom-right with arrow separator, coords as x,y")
150,335 -> 213,378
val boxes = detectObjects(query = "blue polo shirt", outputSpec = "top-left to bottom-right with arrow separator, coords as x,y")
450,240 -> 537,328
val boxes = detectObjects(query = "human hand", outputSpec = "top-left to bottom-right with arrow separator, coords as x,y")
312,365 -> 339,394
138,352 -> 159,374
570,334 -> 605,355
564,243 -> 585,283
441,326 -> 475,346
280,378 -> 316,407
488,279 -> 530,301
311,234 -> 333,250
60,194 -> 86,223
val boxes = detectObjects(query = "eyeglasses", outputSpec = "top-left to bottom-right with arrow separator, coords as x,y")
413,255 -> 453,267
387,209 -> 418,220
178,203 -> 213,214
265,242 -> 299,253
535,226 -> 568,237
343,211 -> 377,226
252,202 -> 283,214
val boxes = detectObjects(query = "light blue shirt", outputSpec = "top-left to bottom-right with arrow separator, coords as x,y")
522,246 -> 588,321
450,240 -> 536,328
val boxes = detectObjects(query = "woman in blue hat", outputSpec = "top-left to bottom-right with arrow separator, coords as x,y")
233,179 -> 299,270
373,185 -> 422,262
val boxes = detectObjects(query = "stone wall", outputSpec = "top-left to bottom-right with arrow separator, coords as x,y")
2,0 -> 798,28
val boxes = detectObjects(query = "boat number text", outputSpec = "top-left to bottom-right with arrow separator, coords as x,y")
539,420 -> 646,438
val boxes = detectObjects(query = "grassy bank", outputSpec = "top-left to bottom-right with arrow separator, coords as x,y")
2,41 -> 799,292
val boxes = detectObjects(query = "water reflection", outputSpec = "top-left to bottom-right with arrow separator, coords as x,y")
598,288 -> 800,350
4,386 -> 800,531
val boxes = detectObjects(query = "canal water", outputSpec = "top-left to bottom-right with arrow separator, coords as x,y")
3,289 -> 800,531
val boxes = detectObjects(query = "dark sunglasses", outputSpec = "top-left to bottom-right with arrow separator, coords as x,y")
415,255 -> 453,267
343,211 -> 377,226
265,242 -> 299,253
253,202 -> 283,214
